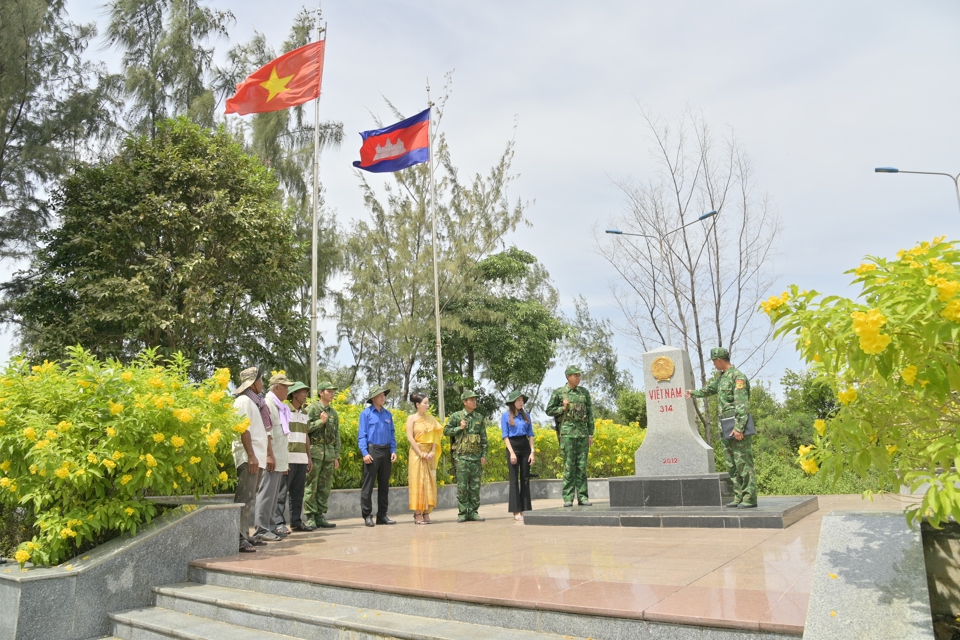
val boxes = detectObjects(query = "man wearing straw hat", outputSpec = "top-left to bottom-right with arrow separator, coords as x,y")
358,385 -> 397,527
232,367 -> 276,553
303,380 -> 341,530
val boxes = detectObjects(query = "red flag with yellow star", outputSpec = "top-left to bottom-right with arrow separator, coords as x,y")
225,40 -> 325,115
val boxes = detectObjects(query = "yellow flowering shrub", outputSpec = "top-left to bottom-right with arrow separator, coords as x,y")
767,236 -> 960,525
0,347 -> 238,567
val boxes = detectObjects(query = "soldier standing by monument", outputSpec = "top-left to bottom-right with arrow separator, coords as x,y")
685,347 -> 757,508
302,381 -> 341,530
444,390 -> 487,522
545,366 -> 594,508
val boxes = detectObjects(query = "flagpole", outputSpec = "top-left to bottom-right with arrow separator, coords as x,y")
427,80 -> 445,421
310,8 -> 325,398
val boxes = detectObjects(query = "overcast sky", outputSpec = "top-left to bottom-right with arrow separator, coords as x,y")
36,1 -> 960,393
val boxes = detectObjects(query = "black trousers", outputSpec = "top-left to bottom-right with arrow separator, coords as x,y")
274,463 -> 309,527
361,444 -> 392,518
507,436 -> 533,513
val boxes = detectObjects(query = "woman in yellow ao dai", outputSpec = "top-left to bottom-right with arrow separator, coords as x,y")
405,392 -> 443,524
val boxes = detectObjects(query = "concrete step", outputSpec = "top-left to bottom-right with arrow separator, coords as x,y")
152,582 -> 587,640
109,607 -> 299,640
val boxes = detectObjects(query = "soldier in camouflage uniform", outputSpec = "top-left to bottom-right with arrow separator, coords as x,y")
303,381 -> 341,528
686,347 -> 757,508
444,390 -> 488,522
545,366 -> 595,507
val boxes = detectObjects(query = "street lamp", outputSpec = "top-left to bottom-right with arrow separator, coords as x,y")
875,167 -> 960,216
605,210 -> 718,345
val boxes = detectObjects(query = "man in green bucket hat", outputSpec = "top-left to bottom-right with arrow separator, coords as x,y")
302,380 -> 341,530
444,390 -> 488,522
546,365 -> 595,507
358,385 -> 397,527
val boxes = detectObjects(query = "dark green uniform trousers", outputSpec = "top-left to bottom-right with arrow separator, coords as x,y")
303,451 -> 336,526
561,436 -> 590,504
722,435 -> 756,506
454,454 -> 482,518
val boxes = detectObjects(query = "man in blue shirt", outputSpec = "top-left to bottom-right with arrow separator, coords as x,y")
358,385 -> 397,526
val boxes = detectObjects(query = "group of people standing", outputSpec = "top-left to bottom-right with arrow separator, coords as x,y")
229,364 -> 599,551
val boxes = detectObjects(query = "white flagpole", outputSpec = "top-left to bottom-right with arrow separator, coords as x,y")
427,80 -> 445,421
309,8 -> 325,398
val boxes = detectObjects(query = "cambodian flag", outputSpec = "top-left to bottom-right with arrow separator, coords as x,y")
353,108 -> 430,173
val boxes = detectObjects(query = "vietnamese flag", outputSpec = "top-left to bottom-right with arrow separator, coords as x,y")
225,40 -> 325,115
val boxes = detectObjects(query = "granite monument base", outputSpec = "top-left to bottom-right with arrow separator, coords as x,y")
609,473 -> 733,507
523,496 -> 819,529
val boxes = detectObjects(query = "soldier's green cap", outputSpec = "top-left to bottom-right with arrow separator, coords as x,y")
564,365 -> 583,376
288,381 -> 309,394
317,380 -> 338,391
460,390 -> 478,401
365,385 -> 391,403
710,347 -> 730,361
505,390 -> 528,406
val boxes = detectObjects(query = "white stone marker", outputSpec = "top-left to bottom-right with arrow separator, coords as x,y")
634,345 -> 716,476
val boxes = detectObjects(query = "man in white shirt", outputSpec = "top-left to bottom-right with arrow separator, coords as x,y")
232,367 -> 276,553
255,372 -> 293,540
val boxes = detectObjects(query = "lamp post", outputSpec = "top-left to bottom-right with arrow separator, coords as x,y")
875,167 -> 960,216
605,210 -> 718,346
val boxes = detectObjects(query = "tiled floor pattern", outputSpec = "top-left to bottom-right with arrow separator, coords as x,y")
194,494 -> 916,635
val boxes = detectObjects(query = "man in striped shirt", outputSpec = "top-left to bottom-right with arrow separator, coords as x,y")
276,381 -> 313,532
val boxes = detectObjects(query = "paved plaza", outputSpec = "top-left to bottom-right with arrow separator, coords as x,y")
194,493 -> 917,635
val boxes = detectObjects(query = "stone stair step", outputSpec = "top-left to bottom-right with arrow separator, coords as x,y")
153,582 -> 587,640
109,607 -> 299,640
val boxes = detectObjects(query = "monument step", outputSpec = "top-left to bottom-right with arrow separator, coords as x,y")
108,607 -> 299,640
145,582 -> 590,640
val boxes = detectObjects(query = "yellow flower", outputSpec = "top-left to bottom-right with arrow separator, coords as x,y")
146,376 -> 166,389
121,371 -> 134,382
59,527 -> 77,539
171,435 -> 185,448
838,388 -> 857,405
112,450 -> 124,461
0,460 -> 9,472
102,459 -> 116,469
812,353 -> 822,362
56,421 -> 71,432
798,444 -> 813,456
218,471 -> 228,482
106,427 -> 117,437
29,464 -> 37,475
205,430 -> 222,451
87,453 -> 98,464
172,408 -> 193,423
760,291 -> 790,315
55,467 -> 70,479
77,380 -> 90,388
189,456 -> 202,464
120,474 -> 132,485
145,469 -> 152,477
45,429 -> 58,440
901,365 -> 918,386
886,444 -> 898,455
0,478 -> 10,488
854,263 -> 877,276
23,427 -> 36,441
152,433 -> 165,443
813,419 -> 826,436
172,481 -> 178,489
124,507 -> 135,516
109,401 -> 124,415
942,299 -> 960,323
34,439 -> 49,450
208,390 -> 225,404
145,454 -> 157,467
232,417 -> 250,434
212,368 -> 231,389
75,468 -> 85,475
800,458 -> 819,475
15,549 -> 30,564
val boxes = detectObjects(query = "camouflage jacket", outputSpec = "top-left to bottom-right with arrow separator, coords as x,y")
691,365 -> 751,432
545,384 -> 595,438
443,410 -> 488,457
307,402 -> 341,458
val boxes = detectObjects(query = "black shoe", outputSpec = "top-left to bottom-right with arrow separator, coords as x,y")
239,540 -> 256,553
364,516 -> 375,527
725,502 -> 741,508
376,516 -> 396,525
317,519 -> 336,529
738,503 -> 758,509
563,502 -> 573,508
292,523 -> 316,532
578,500 -> 592,507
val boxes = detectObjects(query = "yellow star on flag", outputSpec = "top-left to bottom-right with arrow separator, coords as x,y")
259,66 -> 295,102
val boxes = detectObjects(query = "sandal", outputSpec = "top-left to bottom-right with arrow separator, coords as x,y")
414,513 -> 426,525
514,514 -> 524,522
239,540 -> 257,553
422,513 -> 432,524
